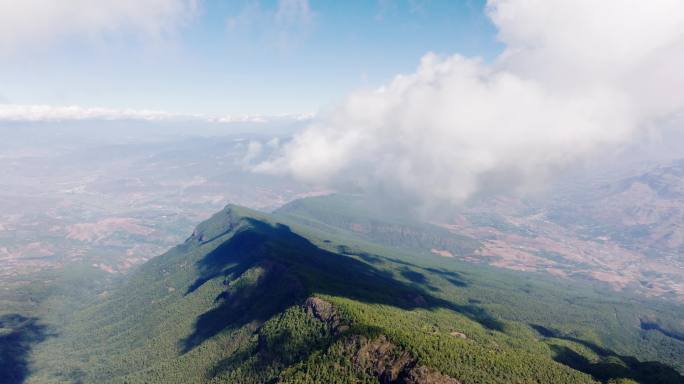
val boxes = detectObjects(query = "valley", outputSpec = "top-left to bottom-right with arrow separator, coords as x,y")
0,131 -> 319,279
442,161 -> 684,300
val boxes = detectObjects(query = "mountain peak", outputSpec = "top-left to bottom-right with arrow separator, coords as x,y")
185,203 -> 266,245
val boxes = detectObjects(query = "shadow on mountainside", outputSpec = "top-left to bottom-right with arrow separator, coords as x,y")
341,248 -> 470,289
531,324 -> 684,384
180,217 -> 504,353
0,314 -> 52,384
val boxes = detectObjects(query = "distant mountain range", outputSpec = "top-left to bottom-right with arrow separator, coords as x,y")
438,159 -> 684,301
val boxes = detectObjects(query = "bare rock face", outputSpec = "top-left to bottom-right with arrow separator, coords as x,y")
303,296 -> 348,334
344,335 -> 460,384
302,297 -> 461,384
347,335 -> 414,383
304,297 -> 336,322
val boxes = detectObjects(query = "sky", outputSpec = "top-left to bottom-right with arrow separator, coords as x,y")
0,0 -> 501,117
3,0 -> 684,208
256,0 -> 684,207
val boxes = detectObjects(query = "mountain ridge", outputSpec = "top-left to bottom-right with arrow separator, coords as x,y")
18,199 -> 684,383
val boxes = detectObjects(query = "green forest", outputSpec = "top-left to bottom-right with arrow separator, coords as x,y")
2,197 -> 683,383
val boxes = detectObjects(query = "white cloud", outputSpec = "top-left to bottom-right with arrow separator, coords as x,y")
0,0 -> 198,53
240,140 -> 264,168
0,103 -> 313,123
0,104 -> 180,122
257,0 -> 684,207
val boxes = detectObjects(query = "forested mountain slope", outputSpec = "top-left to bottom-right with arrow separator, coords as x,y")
21,201 -> 684,383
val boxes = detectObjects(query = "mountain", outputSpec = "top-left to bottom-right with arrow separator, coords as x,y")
416,159 -> 684,301
16,198 -> 683,383
550,159 -> 684,260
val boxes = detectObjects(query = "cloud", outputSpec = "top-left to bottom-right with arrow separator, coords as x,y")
0,104 -> 180,122
0,103 -> 314,123
239,140 -> 264,168
256,0 -> 684,207
0,0 -> 198,54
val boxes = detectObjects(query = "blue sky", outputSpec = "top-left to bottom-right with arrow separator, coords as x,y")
0,0 -> 501,116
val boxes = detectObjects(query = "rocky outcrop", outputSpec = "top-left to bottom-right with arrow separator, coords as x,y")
345,335 -> 461,384
303,297 -> 336,322
302,297 -> 461,384
303,296 -> 349,334
347,334 -> 414,382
